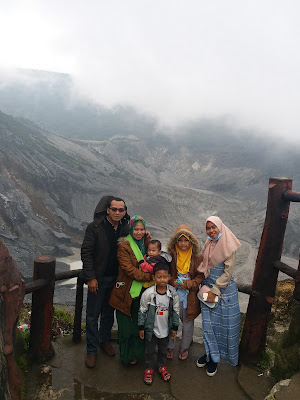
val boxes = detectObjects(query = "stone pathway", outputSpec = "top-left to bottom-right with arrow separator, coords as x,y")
24,335 -> 275,400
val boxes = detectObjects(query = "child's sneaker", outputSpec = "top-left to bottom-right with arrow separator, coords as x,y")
206,360 -> 218,376
196,354 -> 207,368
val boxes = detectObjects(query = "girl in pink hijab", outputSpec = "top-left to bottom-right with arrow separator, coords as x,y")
196,216 -> 241,377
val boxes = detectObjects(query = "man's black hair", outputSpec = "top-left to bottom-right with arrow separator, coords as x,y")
107,197 -> 127,210
153,262 -> 170,275
149,239 -> 161,250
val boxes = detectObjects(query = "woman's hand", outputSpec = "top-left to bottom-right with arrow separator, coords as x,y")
144,231 -> 152,247
145,231 -> 152,241
207,291 -> 217,303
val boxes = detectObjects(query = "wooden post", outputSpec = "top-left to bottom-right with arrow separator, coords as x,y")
293,253 -> 300,301
72,277 -> 84,343
240,177 -> 292,364
29,255 -> 56,362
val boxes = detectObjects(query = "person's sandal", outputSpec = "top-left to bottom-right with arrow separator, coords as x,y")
158,366 -> 171,382
144,369 -> 154,385
167,348 -> 174,359
178,348 -> 188,360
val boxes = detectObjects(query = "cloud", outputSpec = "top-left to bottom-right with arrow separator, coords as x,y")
1,0 -> 300,140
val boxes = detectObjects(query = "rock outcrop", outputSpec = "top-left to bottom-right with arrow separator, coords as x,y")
0,240 -> 25,400
0,295 -> 10,400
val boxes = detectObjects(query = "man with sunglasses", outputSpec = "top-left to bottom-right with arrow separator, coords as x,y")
81,196 -> 129,368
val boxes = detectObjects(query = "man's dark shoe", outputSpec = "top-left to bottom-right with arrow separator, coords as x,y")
85,353 -> 97,368
101,342 -> 116,356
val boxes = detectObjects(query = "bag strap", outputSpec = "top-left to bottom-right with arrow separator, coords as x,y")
126,235 -> 144,298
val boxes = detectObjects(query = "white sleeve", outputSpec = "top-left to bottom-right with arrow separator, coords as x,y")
139,289 -> 149,313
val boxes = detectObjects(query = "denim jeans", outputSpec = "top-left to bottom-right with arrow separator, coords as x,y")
86,276 -> 116,354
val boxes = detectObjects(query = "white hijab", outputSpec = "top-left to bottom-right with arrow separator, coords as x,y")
197,216 -> 241,277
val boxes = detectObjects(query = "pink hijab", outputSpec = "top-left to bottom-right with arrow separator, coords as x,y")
197,216 -> 241,277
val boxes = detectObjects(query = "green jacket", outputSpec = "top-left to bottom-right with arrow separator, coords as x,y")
138,284 -> 180,342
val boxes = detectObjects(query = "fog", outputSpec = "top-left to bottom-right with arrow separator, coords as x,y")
1,0 -> 300,140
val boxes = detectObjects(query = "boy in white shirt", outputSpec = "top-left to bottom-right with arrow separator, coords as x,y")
138,263 -> 180,385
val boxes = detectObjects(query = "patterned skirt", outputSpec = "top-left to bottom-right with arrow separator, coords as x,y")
200,262 -> 241,365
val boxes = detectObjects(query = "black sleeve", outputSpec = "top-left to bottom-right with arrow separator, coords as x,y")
81,223 -> 97,281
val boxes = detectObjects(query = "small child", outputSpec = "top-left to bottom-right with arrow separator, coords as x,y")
138,263 -> 180,385
139,239 -> 172,273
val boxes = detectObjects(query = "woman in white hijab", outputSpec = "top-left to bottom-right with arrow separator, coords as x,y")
196,216 -> 241,377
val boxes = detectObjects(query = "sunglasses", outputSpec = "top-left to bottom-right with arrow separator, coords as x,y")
109,207 -> 126,213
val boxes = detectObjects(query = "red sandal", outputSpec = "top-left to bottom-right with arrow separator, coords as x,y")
158,366 -> 171,382
144,369 -> 154,385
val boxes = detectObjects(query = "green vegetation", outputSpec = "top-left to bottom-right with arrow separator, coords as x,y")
15,306 -> 31,399
258,349 -> 273,371
270,305 -> 300,380
17,303 -> 85,342
15,303 -> 85,398
259,280 -> 300,381
52,305 -> 86,337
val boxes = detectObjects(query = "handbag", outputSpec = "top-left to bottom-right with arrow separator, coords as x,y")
197,284 -> 227,309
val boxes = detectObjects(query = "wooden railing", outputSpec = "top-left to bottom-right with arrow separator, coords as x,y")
240,177 -> 300,364
24,257 -> 83,361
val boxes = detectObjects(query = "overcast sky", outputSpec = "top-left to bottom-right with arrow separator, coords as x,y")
1,0 -> 300,140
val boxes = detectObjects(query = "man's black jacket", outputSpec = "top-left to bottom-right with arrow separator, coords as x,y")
80,196 -> 129,283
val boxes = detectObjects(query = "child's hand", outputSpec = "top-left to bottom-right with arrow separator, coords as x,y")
207,291 -> 217,303
180,280 -> 191,290
139,330 -> 145,339
185,280 -> 195,290
171,330 -> 177,339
